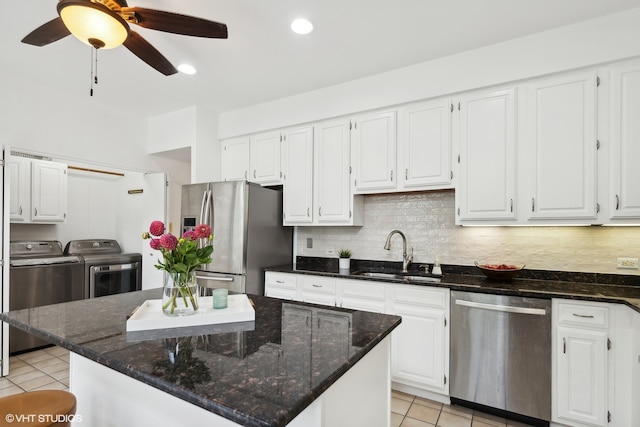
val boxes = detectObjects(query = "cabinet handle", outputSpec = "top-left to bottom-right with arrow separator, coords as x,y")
19,206 -> 22,215
563,337 -> 566,354
34,207 -> 38,216
244,171 -> 247,179
312,284 -> 322,288
615,195 -> 620,210
319,207 -> 322,216
572,313 -> 595,319
510,198 -> 513,212
390,170 -> 393,181
253,170 -> 256,179
531,198 -> 535,212
307,207 -> 310,217
276,280 -> 285,284
405,169 -> 408,180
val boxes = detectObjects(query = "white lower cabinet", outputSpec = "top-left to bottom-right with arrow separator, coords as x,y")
264,272 -> 449,398
387,285 -> 449,396
553,300 -> 611,427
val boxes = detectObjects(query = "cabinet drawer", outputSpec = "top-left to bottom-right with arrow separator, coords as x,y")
557,301 -> 609,328
389,285 -> 448,309
265,273 -> 297,290
301,277 -> 336,294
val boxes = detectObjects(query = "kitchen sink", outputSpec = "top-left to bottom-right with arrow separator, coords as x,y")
353,271 -> 441,284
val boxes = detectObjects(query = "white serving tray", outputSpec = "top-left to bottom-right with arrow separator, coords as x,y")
126,294 -> 255,332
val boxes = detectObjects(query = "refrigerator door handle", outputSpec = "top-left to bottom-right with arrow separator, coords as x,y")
208,190 -> 214,230
199,190 -> 208,224
203,190 -> 212,225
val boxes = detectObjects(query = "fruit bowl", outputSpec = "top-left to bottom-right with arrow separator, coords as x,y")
474,262 -> 525,281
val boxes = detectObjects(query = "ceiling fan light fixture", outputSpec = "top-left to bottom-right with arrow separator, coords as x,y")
57,0 -> 130,49
291,18 -> 313,35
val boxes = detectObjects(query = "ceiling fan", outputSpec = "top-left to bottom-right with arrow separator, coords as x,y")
22,0 -> 228,75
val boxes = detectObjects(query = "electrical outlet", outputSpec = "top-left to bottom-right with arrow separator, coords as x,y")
306,238 -> 313,249
617,257 -> 639,269
325,247 -> 335,256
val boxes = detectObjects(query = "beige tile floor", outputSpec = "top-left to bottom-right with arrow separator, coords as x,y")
1,346 -> 70,397
2,347 -> 536,427
391,390 -> 536,427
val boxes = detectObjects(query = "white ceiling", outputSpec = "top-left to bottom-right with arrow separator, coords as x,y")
3,0 -> 640,118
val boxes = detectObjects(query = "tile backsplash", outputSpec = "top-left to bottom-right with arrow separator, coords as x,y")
295,190 -> 640,275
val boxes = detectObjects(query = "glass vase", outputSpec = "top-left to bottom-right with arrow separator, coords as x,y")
162,271 -> 199,316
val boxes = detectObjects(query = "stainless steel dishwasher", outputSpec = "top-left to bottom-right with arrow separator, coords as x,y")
450,290 -> 551,424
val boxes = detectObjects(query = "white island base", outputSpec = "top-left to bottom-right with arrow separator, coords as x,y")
70,337 -> 391,427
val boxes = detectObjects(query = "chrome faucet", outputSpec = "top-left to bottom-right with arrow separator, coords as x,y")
384,230 -> 413,272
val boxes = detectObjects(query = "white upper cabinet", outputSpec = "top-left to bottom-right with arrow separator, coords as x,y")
9,155 -> 67,223
250,131 -> 283,185
283,127 -> 314,225
8,155 -> 30,222
220,137 -> 250,182
30,159 -> 68,223
609,60 -> 640,219
352,111 -> 397,193
457,87 -> 517,222
525,71 -> 598,220
398,98 -> 453,190
314,119 -> 363,225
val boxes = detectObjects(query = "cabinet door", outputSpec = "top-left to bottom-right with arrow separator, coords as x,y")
527,72 -> 597,220
399,99 -> 453,189
221,137 -> 250,181
390,303 -> 447,393
250,132 -> 282,185
388,285 -> 448,394
352,111 -> 396,192
314,120 -> 353,224
8,156 -> 30,222
457,88 -> 516,221
283,127 -> 314,225
312,310 -> 351,387
31,160 -> 67,223
556,327 -> 608,426
609,62 -> 640,218
281,305 -> 312,393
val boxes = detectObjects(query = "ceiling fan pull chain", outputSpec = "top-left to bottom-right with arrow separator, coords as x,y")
89,47 -> 94,97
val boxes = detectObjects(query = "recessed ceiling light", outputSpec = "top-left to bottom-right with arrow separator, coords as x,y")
291,18 -> 313,35
178,64 -> 197,75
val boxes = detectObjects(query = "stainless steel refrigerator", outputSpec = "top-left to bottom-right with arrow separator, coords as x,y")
181,181 -> 292,296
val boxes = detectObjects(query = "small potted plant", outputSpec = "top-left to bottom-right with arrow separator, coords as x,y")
338,248 -> 352,270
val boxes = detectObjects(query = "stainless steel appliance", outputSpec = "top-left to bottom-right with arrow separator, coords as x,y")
9,241 -> 84,353
450,291 -> 552,425
64,239 -> 142,298
181,180 -> 292,295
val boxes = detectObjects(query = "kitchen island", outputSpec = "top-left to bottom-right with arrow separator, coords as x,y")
0,289 -> 401,427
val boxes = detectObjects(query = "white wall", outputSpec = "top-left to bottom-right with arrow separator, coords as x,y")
218,7 -> 640,138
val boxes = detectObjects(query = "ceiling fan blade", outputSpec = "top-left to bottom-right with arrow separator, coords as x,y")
123,31 -> 178,76
123,7 -> 228,38
113,0 -> 128,6
21,17 -> 71,46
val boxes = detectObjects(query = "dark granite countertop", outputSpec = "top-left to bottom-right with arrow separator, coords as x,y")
0,290 -> 401,427
265,257 -> 640,313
